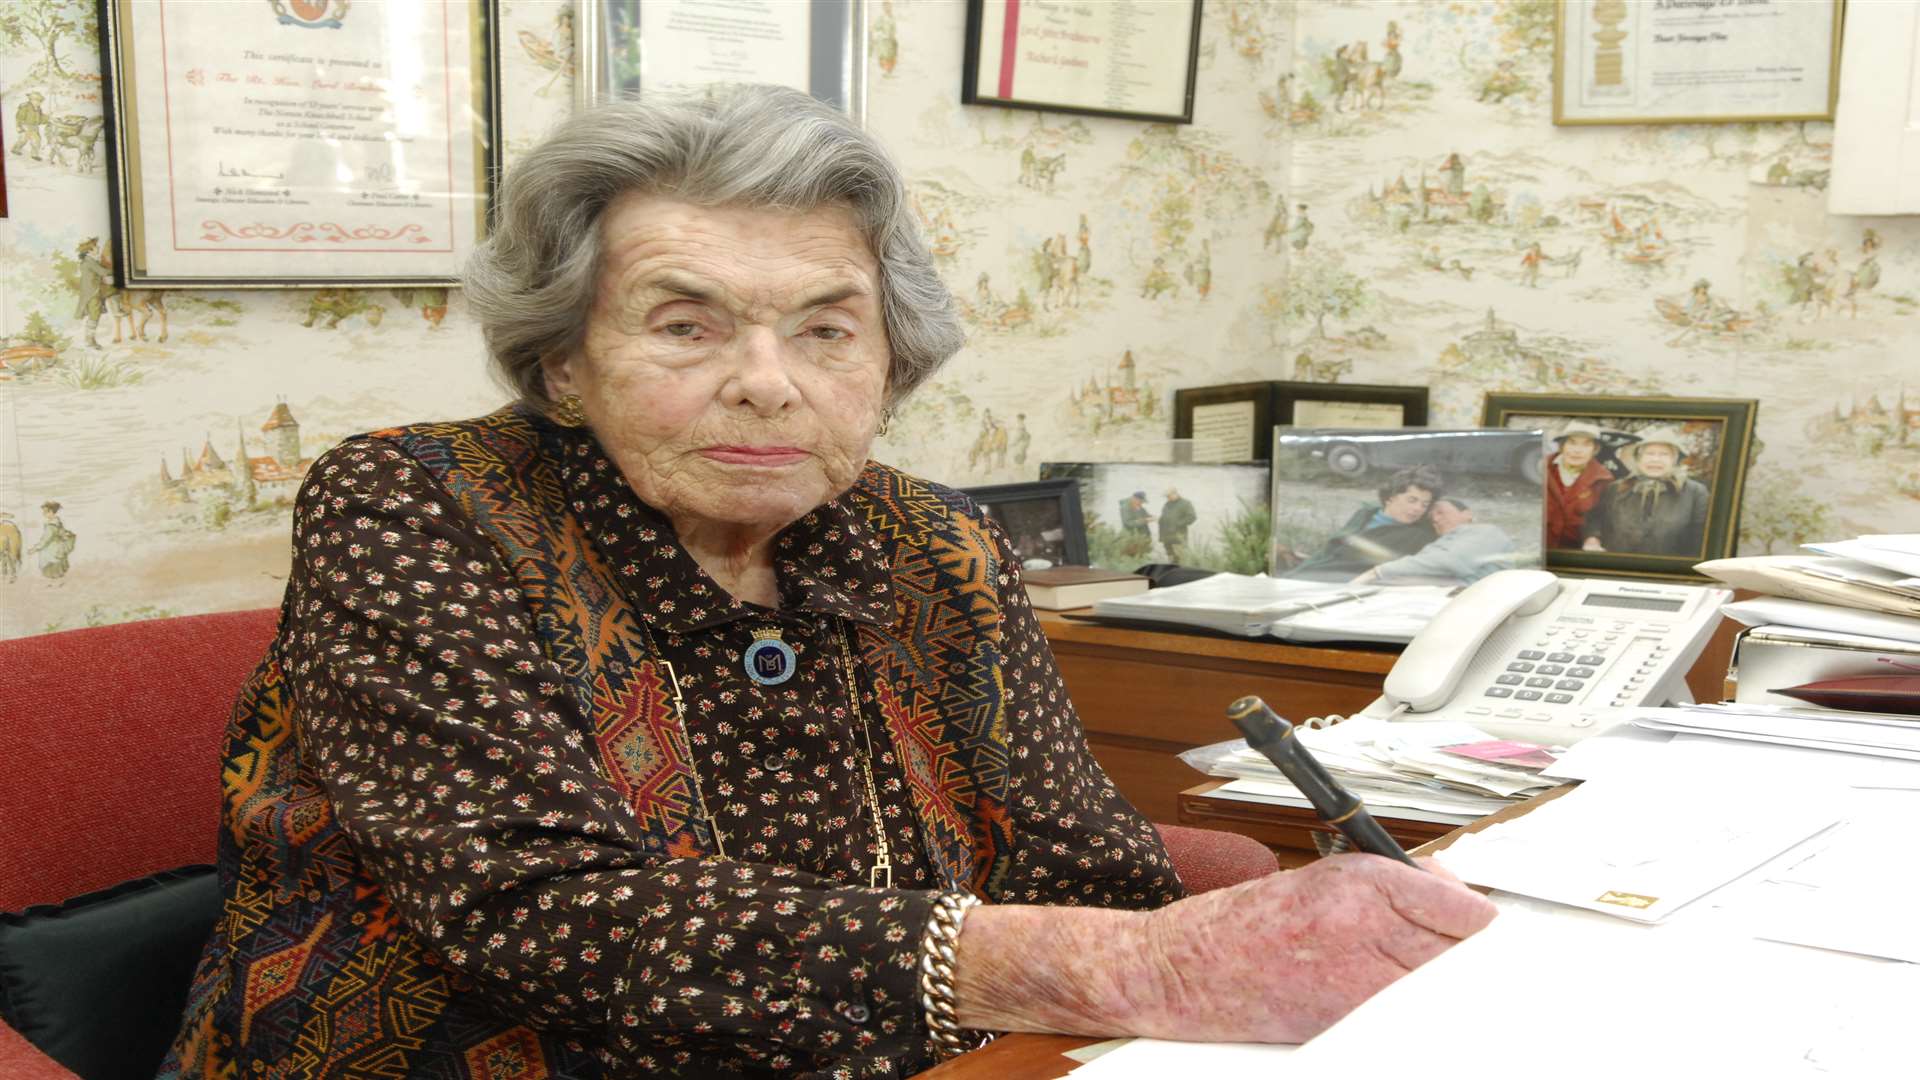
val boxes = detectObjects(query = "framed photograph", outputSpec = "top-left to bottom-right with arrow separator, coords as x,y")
97,0 -> 501,288
1174,381 -> 1429,463
962,479 -> 1088,570
1269,429 -> 1547,585
1039,461 -> 1270,575
1552,0 -> 1843,126
575,0 -> 865,120
1482,393 -> 1759,582
961,0 -> 1202,124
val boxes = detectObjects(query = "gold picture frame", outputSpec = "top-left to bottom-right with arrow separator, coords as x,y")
1552,0 -> 1844,126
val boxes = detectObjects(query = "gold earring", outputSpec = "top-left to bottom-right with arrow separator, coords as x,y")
554,394 -> 587,427
876,408 -> 893,437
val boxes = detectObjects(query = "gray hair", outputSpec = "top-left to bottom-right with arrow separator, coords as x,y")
465,86 -> 964,410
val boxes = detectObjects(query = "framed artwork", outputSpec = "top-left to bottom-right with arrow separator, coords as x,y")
1269,429 -> 1546,585
1552,0 -> 1843,126
575,0 -> 865,120
1039,461 -> 1270,575
98,0 -> 499,289
961,479 -> 1088,570
961,0 -> 1203,124
1175,380 -> 1430,463
1482,393 -> 1759,582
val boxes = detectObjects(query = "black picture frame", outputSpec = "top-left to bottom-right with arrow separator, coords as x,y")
961,479 -> 1090,569
1482,392 -> 1759,582
1174,380 -> 1429,461
961,0 -> 1203,125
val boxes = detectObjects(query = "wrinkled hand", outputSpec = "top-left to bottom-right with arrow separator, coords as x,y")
1135,854 -> 1497,1043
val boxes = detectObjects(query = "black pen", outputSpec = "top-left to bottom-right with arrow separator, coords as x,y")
1226,695 -> 1421,869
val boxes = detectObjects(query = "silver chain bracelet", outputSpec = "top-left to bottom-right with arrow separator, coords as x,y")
917,890 -> 993,1060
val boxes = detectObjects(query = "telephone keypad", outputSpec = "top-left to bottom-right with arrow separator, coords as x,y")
1545,693 -> 1574,704
1485,687 -> 1514,698
1568,666 -> 1596,678
1536,664 -> 1565,675
1555,679 -> 1583,690
1518,650 -> 1545,660
1507,661 -> 1535,672
1495,674 -> 1525,686
1514,690 -> 1544,701
1576,654 -> 1605,666
1546,652 -> 1576,663
1524,676 -> 1555,688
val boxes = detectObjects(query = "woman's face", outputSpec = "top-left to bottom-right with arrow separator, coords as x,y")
544,195 -> 891,533
1382,485 -> 1433,524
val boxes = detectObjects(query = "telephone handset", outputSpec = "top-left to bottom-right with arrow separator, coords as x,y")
1358,569 -> 1731,745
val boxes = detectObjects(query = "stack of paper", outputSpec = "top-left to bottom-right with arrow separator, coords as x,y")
1630,702 -> 1920,759
1183,716 -> 1561,820
1697,533 -> 1920,619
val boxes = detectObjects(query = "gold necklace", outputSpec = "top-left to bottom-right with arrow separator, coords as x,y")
637,620 -> 729,860
834,621 -> 895,889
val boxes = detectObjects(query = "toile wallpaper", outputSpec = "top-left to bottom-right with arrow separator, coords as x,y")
0,0 -> 1912,640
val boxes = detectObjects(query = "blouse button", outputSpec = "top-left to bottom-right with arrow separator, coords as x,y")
764,754 -> 784,772
838,1000 -> 870,1023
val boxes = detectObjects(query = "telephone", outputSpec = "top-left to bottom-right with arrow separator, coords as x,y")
1353,569 -> 1731,745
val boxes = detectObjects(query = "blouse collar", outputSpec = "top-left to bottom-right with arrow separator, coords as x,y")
543,415 -> 895,635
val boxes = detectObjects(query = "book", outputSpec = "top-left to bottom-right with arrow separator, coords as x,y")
1022,567 -> 1149,610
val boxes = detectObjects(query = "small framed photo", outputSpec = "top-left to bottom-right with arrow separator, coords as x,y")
1269,429 -> 1547,585
1482,393 -> 1759,581
961,479 -> 1088,570
961,0 -> 1202,124
575,0 -> 865,119
1038,461 -> 1271,575
1174,381 -> 1429,463
1553,0 -> 1842,126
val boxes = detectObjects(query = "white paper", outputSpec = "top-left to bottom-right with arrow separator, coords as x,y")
1721,596 -> 1920,643
1067,1037 -> 1293,1077
1434,781 -> 1840,922
1804,539 -> 1920,579
1735,803 -> 1920,963
1283,899 -> 1919,1078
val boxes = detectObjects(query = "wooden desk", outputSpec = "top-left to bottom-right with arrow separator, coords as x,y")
919,785 -> 1583,1079
1038,609 -> 1735,836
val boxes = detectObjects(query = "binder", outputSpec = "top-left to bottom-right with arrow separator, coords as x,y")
1727,625 -> 1920,707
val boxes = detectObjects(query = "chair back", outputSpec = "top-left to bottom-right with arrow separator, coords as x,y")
0,609 -> 278,910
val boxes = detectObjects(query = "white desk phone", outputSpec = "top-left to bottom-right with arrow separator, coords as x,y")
1351,569 -> 1731,745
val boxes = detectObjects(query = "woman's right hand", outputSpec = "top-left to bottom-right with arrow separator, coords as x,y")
953,854 -> 1497,1045
1129,854 -> 1497,1043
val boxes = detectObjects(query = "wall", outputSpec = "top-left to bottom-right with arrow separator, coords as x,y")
0,0 -> 1912,640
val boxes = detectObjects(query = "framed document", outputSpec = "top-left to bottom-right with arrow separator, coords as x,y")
1175,380 -> 1429,463
1483,392 -> 1757,582
1553,0 -> 1843,126
574,0 -> 865,120
962,0 -> 1202,124
98,0 -> 499,289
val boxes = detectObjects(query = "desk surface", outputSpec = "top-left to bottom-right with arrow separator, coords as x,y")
918,787 -> 1578,1078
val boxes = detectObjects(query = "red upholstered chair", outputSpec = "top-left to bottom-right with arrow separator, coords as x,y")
0,610 -> 1273,1079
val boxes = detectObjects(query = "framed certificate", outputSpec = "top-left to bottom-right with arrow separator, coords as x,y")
1174,380 -> 1429,463
574,0 -> 865,121
962,0 -> 1202,124
1552,0 -> 1843,126
98,0 -> 500,288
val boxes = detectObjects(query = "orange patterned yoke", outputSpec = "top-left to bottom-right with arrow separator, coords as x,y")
160,406 -> 1180,1079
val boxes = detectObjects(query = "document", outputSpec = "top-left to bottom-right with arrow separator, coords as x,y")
119,1 -> 487,280
1282,899 -> 1919,1078
1721,595 -> 1920,643
1732,796 -> 1920,964
1433,780 -> 1839,922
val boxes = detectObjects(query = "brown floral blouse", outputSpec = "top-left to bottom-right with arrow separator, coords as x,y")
161,407 -> 1182,1080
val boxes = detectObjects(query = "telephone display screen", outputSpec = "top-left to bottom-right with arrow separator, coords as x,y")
1582,594 -> 1685,612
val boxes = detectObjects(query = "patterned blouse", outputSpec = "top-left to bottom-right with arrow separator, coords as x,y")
161,407 -> 1181,1080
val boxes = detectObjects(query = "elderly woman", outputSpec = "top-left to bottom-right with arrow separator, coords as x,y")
161,88 -> 1492,1079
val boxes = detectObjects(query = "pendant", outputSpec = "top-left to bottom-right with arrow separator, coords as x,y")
743,625 -> 798,686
